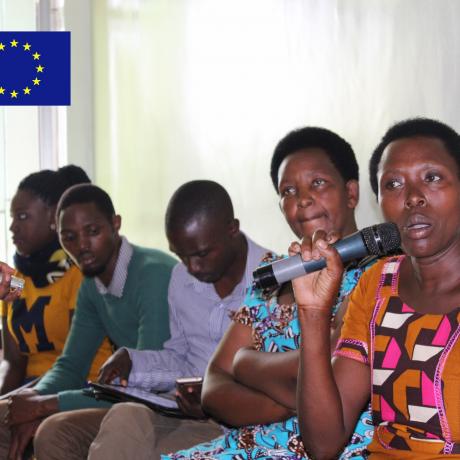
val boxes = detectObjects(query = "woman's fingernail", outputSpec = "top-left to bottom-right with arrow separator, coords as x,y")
317,240 -> 327,249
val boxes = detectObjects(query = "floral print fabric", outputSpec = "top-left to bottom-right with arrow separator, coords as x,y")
163,254 -> 374,460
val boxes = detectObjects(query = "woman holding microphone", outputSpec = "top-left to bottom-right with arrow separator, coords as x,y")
295,118 -> 460,458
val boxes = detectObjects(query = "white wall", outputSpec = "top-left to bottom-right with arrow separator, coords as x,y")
90,0 -> 460,255
4,1 -> 460,259
64,0 -> 95,179
0,0 -> 39,262
0,0 -> 89,262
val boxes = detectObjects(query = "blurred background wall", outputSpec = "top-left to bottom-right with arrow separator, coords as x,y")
2,0 -> 460,261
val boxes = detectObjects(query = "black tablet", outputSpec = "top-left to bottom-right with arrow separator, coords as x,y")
86,381 -> 182,417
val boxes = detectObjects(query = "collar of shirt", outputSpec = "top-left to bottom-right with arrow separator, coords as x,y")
185,233 -> 257,301
94,236 -> 133,297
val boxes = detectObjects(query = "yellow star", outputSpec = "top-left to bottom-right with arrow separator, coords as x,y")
0,43 -> 5,51
32,51 -> 40,60
10,39 -> 18,47
36,65 -> 44,73
32,77 -> 41,86
10,90 -> 18,98
0,87 -> 5,95
23,43 -> 31,51
23,87 -> 31,95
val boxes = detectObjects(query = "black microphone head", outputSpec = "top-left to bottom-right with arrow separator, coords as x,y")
252,264 -> 277,290
361,222 -> 401,256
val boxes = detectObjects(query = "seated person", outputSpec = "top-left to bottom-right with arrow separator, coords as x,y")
92,127 -> 374,460
161,127 -> 376,460
295,118 -> 460,458
0,184 -> 176,460
0,166 -> 111,396
32,180 -> 269,460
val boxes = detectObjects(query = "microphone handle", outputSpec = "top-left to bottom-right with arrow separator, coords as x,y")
274,254 -> 325,285
265,232 -> 368,287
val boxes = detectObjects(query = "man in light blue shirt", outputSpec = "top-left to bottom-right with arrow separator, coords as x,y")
126,231 -> 266,393
34,180 -> 270,460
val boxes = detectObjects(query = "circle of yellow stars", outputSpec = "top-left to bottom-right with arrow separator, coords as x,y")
0,38 -> 45,99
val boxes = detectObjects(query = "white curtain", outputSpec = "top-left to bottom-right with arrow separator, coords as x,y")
93,0 -> 460,254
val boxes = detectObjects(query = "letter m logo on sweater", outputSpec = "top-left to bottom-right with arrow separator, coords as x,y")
12,297 -> 55,353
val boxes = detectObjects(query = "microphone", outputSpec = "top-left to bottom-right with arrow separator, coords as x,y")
253,222 -> 400,290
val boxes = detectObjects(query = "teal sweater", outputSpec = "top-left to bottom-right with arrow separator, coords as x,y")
35,245 -> 176,411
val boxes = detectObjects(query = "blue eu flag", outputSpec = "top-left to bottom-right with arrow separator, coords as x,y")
0,31 -> 70,106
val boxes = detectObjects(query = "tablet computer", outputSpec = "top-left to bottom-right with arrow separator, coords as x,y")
86,382 -> 182,417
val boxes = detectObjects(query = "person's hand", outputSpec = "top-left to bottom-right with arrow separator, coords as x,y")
289,230 -> 344,315
97,348 -> 132,385
4,390 -> 58,426
8,419 -> 41,460
175,382 -> 207,419
0,262 -> 21,302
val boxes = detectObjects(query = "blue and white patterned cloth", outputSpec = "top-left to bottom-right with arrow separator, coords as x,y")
162,254 -> 374,460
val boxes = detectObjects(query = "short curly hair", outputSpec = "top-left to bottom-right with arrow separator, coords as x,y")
165,180 -> 234,234
270,127 -> 359,193
57,184 -> 115,223
369,118 -> 460,197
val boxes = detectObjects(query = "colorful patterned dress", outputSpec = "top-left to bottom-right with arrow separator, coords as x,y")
336,255 -> 460,457
163,253 -> 374,460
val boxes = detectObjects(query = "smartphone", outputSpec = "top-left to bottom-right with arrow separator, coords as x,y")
175,376 -> 203,391
175,377 -> 204,416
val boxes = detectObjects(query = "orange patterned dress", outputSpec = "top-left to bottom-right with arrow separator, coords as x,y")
336,256 -> 460,458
